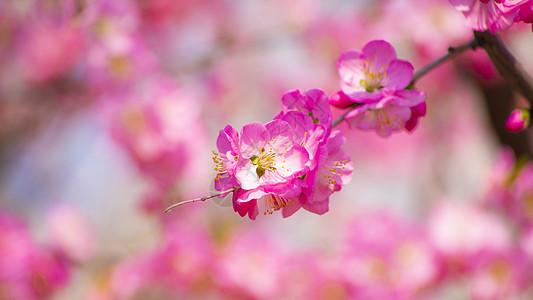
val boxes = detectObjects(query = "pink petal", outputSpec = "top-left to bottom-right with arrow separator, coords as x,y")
280,111 -> 315,142
240,122 -> 268,158
338,49 -> 367,96
282,200 -> 302,218
216,125 -> 239,154
281,89 -> 304,111
265,119 -> 296,150
362,40 -> 397,72
383,59 -> 414,90
276,144 -> 309,177
235,158 -> 260,190
450,0 -> 476,11
304,89 -> 332,125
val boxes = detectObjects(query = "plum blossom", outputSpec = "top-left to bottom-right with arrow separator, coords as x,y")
449,0 -> 528,32
336,40 -> 426,137
213,120 -> 309,219
213,90 -> 353,219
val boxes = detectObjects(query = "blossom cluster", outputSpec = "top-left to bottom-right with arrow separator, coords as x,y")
213,89 -> 353,219
332,40 -> 427,137
450,0 -> 533,32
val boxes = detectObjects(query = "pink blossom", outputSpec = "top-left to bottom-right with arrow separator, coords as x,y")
212,119 -> 310,219
214,230 -> 288,299
449,0 -> 526,32
482,148 -> 515,214
504,108 -> 530,132
235,120 -> 308,190
106,77 -> 208,189
111,223 -> 214,298
337,40 -> 427,137
338,40 -> 414,102
20,22 -> 84,83
0,211 -> 70,300
511,163 -> 533,226
344,89 -> 427,137
428,201 -> 512,275
467,251 -> 528,300
45,203 -> 95,262
341,211 -> 439,299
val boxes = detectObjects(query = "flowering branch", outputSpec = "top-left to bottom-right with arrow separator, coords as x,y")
473,31 -> 533,106
409,38 -> 478,86
331,104 -> 359,128
164,188 -> 238,213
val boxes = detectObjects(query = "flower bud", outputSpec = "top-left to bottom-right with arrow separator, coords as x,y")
505,108 -> 530,132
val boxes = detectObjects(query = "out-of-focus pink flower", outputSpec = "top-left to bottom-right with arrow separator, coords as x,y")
337,40 -> 426,137
468,252 -> 528,300
20,22 -> 84,83
483,148 -> 515,213
0,211 -> 70,300
449,0 -> 526,32
428,201 -> 512,275
106,77 -> 208,190
214,230 -> 288,299
511,163 -> 533,225
504,108 -> 530,132
82,0 -> 157,91
45,203 -> 95,262
111,224 -> 214,298
341,211 -> 438,299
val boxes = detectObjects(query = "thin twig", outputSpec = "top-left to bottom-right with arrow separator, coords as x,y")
331,105 -> 359,128
410,38 -> 478,85
164,187 -> 238,213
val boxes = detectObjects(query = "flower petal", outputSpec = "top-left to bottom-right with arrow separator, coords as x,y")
240,122 -> 268,158
362,40 -> 397,72
338,49 -> 367,96
383,59 -> 414,90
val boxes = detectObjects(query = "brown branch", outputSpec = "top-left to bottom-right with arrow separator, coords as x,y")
474,31 -> 533,106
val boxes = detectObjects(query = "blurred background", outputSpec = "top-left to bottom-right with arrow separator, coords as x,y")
1,0 -> 533,299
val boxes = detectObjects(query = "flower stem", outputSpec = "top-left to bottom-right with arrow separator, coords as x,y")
410,38 -> 478,86
164,187 -> 238,213
331,105 -> 359,128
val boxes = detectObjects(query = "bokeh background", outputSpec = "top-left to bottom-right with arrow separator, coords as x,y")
1,0 -> 533,299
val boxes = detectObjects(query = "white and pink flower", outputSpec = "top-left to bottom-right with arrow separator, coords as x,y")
336,40 -> 427,137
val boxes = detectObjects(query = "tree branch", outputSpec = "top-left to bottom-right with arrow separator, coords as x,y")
473,30 -> 533,106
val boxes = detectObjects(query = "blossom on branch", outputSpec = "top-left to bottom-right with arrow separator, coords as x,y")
335,40 -> 427,137
449,0 -> 528,32
213,89 -> 353,219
